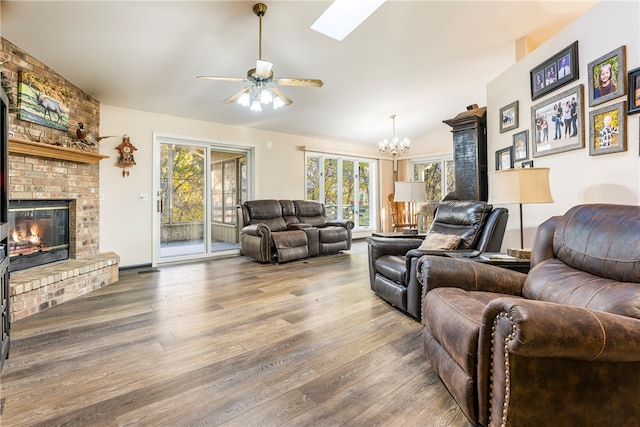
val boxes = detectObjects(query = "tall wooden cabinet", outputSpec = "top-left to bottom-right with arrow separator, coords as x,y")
0,89 -> 9,372
443,106 -> 488,201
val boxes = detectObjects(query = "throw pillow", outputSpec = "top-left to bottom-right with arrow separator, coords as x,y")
418,233 -> 462,250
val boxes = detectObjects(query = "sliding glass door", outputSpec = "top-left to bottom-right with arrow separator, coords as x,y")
153,134 -> 252,265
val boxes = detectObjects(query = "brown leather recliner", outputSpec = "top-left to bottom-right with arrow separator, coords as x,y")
419,203 -> 640,426
366,200 -> 508,320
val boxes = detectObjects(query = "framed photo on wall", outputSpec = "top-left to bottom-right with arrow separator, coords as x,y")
627,67 -> 640,115
589,101 -> 626,156
588,46 -> 626,107
512,130 -> 529,161
530,41 -> 579,100
522,160 -> 534,168
531,84 -> 584,158
499,101 -> 519,133
495,146 -> 513,170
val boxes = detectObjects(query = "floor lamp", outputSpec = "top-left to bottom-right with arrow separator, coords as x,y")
394,181 -> 428,234
488,168 -> 553,258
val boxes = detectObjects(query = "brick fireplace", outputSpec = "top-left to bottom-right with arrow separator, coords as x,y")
2,38 -> 119,321
7,142 -> 119,321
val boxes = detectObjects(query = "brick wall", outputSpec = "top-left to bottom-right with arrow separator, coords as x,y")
1,37 -> 101,258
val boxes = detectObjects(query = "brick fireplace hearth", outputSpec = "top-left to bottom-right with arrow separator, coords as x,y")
7,142 -> 120,321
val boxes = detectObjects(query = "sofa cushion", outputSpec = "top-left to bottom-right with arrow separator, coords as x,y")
318,226 -> 347,243
524,258 -> 640,319
244,200 -> 288,232
428,201 -> 493,249
418,233 -> 462,250
552,204 -> 640,283
279,200 -> 300,227
294,200 -> 328,227
375,255 -> 406,284
424,288 -> 512,374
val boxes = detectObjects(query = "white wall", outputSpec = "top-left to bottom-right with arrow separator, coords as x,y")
99,105 -> 383,267
487,0 -> 640,251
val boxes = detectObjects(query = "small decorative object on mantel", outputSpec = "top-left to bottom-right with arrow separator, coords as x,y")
75,122 -> 115,150
115,135 -> 137,177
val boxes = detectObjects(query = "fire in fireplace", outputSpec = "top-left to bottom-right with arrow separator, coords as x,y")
9,200 -> 70,272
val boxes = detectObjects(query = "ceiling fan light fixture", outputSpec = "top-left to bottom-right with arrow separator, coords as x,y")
238,92 -> 251,107
250,100 -> 262,112
259,87 -> 273,104
255,59 -> 273,78
199,3 -> 322,111
273,95 -> 286,110
379,114 -> 410,157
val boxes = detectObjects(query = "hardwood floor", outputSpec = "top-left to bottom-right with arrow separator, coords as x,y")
0,241 -> 473,427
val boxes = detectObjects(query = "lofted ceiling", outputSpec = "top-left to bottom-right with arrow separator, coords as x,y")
0,1 -> 598,146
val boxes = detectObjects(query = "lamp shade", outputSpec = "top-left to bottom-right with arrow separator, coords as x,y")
488,168 -> 553,205
394,181 -> 428,203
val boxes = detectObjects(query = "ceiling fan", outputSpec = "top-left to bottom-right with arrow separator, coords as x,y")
197,3 -> 323,111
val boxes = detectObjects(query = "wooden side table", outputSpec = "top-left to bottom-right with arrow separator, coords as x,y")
473,253 -> 530,273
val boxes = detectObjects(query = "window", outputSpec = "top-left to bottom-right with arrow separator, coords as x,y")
305,152 -> 376,229
411,157 -> 455,201
212,158 -> 241,225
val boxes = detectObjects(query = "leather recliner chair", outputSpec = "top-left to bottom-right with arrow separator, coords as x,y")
366,200 -> 508,320
419,203 -> 640,426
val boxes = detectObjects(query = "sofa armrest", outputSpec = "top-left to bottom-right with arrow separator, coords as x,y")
417,255 -> 526,296
477,297 -> 640,426
241,223 -> 271,237
327,219 -> 354,229
482,297 -> 640,362
366,237 -> 422,259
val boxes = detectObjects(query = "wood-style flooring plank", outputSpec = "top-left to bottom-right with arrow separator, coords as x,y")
0,241 -> 473,427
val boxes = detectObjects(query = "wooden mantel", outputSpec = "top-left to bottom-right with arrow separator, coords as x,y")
9,138 -> 110,164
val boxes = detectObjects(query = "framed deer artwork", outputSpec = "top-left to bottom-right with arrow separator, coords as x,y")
18,71 -> 70,131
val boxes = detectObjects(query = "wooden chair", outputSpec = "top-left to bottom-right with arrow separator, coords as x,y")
388,193 -> 416,232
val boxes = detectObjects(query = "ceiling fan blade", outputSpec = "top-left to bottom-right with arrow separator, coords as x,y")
271,87 -> 293,106
196,76 -> 248,83
274,78 -> 324,87
223,86 -> 251,104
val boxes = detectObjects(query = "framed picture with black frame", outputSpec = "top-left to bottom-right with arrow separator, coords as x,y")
530,41 -> 579,101
627,66 -> 640,115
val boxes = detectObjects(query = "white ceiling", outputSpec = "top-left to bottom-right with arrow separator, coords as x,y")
0,1 -> 598,146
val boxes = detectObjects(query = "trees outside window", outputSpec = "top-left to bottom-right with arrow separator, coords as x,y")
305,153 -> 376,229
411,157 -> 455,201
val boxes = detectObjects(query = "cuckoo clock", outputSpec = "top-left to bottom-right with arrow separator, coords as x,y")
115,135 -> 137,177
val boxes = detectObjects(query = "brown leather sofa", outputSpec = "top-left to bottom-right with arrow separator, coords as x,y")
366,200 -> 508,320
238,199 -> 354,263
419,204 -> 640,426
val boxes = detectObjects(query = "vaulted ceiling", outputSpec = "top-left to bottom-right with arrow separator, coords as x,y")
1,1 -> 598,145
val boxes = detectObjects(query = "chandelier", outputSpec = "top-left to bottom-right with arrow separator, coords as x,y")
378,114 -> 410,156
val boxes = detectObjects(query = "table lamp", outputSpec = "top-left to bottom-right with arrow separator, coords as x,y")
394,181 -> 428,234
488,167 -> 553,258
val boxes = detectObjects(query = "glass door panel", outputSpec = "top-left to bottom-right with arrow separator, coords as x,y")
160,143 -> 206,258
